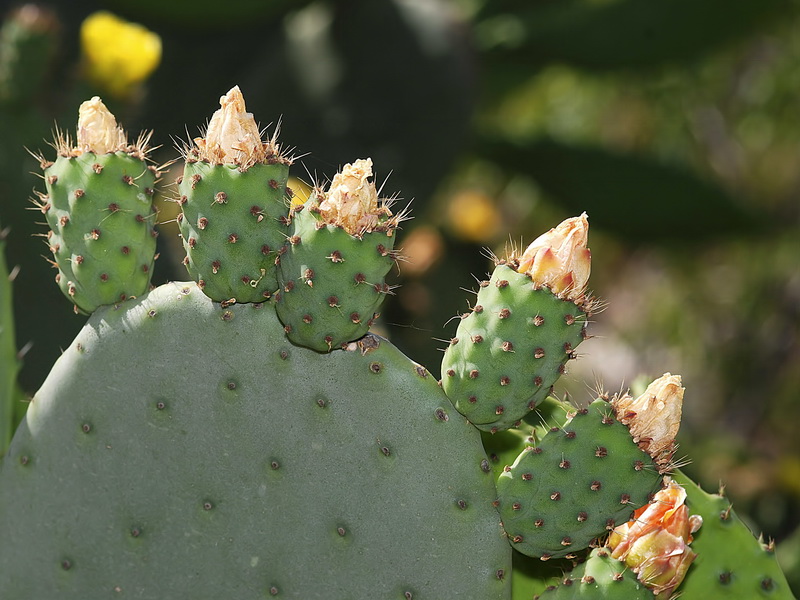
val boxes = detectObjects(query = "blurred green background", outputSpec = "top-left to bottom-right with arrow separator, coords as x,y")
0,0 -> 798,591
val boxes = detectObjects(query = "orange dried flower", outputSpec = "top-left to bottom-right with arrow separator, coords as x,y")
608,479 -> 702,598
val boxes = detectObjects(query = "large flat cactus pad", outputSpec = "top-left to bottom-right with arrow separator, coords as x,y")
0,282 -> 511,599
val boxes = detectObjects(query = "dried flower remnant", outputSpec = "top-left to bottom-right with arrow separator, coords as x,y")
516,213 -> 591,301
317,158 -> 391,236
194,86 -> 270,167
76,97 -> 127,155
612,373 -> 684,468
608,478 -> 703,598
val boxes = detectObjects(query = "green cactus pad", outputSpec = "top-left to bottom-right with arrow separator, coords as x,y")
42,151 -> 157,313
442,264 -> 588,432
672,471 -> 795,599
482,396 -> 574,480
496,398 -> 662,560
178,159 -> 291,302
275,206 -> 396,352
0,282 -> 511,599
535,548 -> 655,599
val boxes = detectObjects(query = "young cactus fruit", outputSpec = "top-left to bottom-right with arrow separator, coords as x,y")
178,86 -> 292,303
496,374 -> 683,560
35,97 -> 157,313
275,159 -> 400,351
442,214 -> 592,432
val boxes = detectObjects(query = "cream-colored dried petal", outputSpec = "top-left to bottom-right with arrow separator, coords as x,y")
613,373 -> 684,464
76,96 -> 127,154
197,86 -> 264,165
517,213 -> 590,300
318,158 -> 383,235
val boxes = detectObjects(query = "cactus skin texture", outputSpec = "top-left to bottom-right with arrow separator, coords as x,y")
442,264 -> 588,432
496,398 -> 662,560
534,548 -> 655,599
673,471 -> 795,599
0,282 -> 511,599
178,159 -> 291,303
275,205 -> 396,351
41,151 -> 157,313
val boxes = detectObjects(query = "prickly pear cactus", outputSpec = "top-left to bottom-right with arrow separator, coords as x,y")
0,86 -> 796,600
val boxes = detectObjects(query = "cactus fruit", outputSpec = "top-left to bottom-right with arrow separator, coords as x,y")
35,97 -> 158,314
276,158 -> 401,351
0,281 -> 511,598
442,215 -> 592,432
178,86 -> 292,303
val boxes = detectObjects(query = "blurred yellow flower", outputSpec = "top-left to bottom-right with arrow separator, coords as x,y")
446,190 -> 501,243
80,11 -> 161,98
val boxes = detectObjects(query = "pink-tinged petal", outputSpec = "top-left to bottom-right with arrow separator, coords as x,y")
517,213 -> 590,301
607,479 -> 701,598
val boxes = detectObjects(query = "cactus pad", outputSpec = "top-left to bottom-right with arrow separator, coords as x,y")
442,265 -> 588,432
535,548 -> 655,599
0,282 -> 511,599
673,471 -> 795,598
496,398 -> 663,559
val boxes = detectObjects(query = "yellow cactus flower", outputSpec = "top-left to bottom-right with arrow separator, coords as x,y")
446,190 -> 501,243
517,213 -> 591,301
80,11 -> 161,98
608,479 -> 703,598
